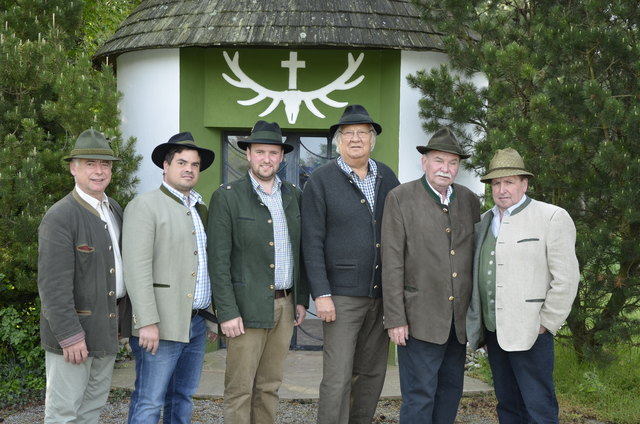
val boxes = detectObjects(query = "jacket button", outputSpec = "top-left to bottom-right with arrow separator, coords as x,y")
269,241 -> 274,246
108,291 -> 115,297
187,293 -> 193,298
194,251 -> 198,255
375,243 -> 381,248
109,313 -> 116,318
108,245 -> 113,251
445,227 -> 451,233
442,208 -> 449,213
360,199 -> 366,204
191,272 -> 196,277
269,264 -> 275,269
450,250 -> 456,255
448,296 -> 454,301
187,211 -> 191,216
270,285 -> 275,289
109,268 -> 115,274
192,230 -> 195,235
374,285 -> 378,289
267,219 -> 273,224
104,224 -> 108,230
452,272 -> 458,278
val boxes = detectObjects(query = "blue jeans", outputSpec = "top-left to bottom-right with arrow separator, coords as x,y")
128,315 -> 206,424
486,330 -> 558,424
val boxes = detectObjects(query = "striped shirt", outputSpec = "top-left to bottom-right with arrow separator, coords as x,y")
337,156 -> 378,213
249,172 -> 293,290
162,182 -> 211,309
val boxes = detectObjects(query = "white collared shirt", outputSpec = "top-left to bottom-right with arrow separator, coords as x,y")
491,194 -> 528,237
74,185 -> 125,298
425,179 -> 453,205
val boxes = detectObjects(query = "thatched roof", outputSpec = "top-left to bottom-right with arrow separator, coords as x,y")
93,0 -> 445,63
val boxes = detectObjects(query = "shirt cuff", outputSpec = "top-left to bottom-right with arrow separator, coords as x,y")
59,331 -> 86,348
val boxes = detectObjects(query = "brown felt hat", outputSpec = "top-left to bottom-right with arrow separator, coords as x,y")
480,148 -> 534,183
416,127 -> 470,159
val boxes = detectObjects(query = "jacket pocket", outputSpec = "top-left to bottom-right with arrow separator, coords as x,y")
153,283 -> 171,288
331,262 -> 359,288
517,238 -> 540,243
525,298 -> 545,302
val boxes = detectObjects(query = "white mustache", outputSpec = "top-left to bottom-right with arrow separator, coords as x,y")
435,171 -> 452,179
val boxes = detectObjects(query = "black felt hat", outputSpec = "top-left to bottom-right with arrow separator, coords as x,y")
237,121 -> 293,154
329,104 -> 382,138
151,132 -> 215,171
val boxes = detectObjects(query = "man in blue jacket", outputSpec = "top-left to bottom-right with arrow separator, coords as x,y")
208,120 -> 309,424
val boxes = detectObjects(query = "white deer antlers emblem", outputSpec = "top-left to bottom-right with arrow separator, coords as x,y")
222,51 -> 365,124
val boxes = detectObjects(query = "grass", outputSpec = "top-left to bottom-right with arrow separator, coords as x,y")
468,341 -> 640,423
554,341 -> 640,424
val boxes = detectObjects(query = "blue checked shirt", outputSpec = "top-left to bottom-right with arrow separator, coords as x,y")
162,182 -> 211,309
337,156 -> 378,213
249,172 -> 293,290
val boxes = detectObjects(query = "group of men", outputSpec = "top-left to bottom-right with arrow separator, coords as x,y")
38,103 -> 579,424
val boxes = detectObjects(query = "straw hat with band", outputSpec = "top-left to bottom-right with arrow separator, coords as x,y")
480,148 -> 534,183
64,129 -> 120,162
416,127 -> 470,159
151,132 -> 216,171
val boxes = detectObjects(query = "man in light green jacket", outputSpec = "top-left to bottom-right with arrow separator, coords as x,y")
123,132 -> 217,424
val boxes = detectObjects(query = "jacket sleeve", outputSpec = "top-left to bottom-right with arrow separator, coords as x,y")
122,196 -> 160,329
300,176 -> 332,299
381,189 -> 408,329
539,208 -> 580,334
38,209 -> 85,345
208,188 -> 241,323
292,186 -> 310,307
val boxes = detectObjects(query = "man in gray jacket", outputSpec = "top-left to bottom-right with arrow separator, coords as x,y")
38,129 -> 130,423
302,105 -> 399,424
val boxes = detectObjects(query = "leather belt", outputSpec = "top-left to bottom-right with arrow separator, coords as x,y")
191,309 -> 207,318
191,309 -> 218,324
274,289 -> 291,299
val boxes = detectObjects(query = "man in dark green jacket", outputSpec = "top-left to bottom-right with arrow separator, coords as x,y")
208,120 -> 309,424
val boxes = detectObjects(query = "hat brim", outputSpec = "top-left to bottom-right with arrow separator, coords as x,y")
416,146 -> 471,159
237,139 -> 294,154
64,154 -> 120,162
151,143 -> 215,171
329,122 -> 382,138
480,168 -> 534,183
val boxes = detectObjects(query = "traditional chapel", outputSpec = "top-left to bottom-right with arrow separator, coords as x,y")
94,0 -> 483,200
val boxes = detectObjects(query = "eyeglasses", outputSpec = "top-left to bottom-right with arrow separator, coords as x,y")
339,130 -> 372,139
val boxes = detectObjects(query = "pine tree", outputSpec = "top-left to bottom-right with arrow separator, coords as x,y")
409,0 -> 640,360
0,0 -> 141,304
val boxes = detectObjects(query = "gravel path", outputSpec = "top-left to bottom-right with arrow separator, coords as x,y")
2,397 -> 499,423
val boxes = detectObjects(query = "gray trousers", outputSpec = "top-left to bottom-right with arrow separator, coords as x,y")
317,296 -> 388,424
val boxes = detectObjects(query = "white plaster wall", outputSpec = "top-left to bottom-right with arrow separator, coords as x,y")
117,49 -> 181,195
398,51 -> 485,197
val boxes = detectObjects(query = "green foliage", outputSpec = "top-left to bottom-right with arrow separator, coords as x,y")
410,0 -> 640,360
0,295 -> 45,408
80,0 -> 143,57
0,1 -> 141,304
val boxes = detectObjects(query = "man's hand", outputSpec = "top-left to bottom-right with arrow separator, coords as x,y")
138,323 -> 160,355
63,340 -> 89,364
388,325 -> 410,346
294,305 -> 307,326
221,317 -> 245,338
207,330 -> 219,344
539,325 -> 547,334
315,297 -> 336,322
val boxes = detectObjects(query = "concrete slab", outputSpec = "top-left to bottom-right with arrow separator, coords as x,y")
111,349 -> 493,400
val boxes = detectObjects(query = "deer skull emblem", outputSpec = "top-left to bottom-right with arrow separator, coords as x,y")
222,51 -> 365,124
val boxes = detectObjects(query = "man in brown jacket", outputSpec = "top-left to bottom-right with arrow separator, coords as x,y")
382,128 -> 480,423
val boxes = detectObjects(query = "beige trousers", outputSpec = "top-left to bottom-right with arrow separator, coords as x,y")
44,350 -> 116,423
223,295 -> 294,424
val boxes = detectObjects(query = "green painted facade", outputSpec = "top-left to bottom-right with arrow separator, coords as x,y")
179,47 -> 400,202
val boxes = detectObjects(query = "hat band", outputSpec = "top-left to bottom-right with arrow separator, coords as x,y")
70,148 -> 115,156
